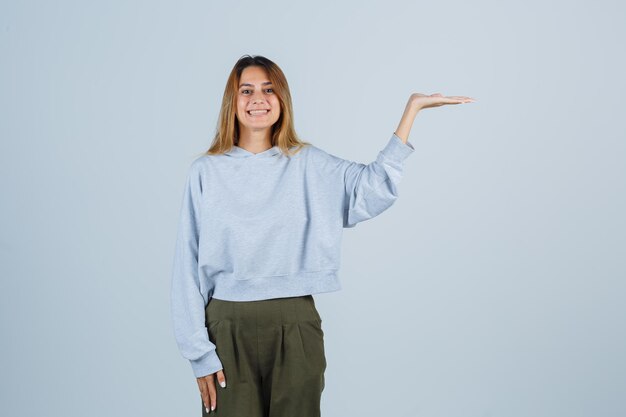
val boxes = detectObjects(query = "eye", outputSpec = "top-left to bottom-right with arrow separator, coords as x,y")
265,88 -> 274,93
241,89 -> 250,94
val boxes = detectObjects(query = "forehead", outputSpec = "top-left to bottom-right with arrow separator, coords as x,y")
239,66 -> 271,86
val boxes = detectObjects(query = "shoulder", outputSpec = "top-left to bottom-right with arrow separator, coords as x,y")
184,155 -> 211,185
189,153 -> 215,171
302,143 -> 346,164
301,143 -> 353,178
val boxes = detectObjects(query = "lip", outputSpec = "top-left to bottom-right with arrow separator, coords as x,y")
247,109 -> 270,116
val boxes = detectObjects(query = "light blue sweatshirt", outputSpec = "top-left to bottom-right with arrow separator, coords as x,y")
170,132 -> 415,377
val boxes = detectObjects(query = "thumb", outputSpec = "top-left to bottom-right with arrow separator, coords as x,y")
216,369 -> 227,388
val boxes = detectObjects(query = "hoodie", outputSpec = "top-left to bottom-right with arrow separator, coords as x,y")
170,132 -> 415,378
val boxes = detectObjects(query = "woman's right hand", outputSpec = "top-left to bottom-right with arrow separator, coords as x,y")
197,369 -> 227,413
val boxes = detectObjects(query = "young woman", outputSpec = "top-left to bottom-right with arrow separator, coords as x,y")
171,54 -> 475,417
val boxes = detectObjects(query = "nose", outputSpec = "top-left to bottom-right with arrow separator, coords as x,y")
251,90 -> 267,105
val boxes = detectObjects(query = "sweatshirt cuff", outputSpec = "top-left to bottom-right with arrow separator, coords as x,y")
190,349 -> 223,378
382,132 -> 415,162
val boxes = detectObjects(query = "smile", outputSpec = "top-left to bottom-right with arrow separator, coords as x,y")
247,109 -> 269,116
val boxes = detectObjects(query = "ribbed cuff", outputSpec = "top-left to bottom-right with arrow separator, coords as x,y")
381,132 -> 415,162
190,349 -> 223,378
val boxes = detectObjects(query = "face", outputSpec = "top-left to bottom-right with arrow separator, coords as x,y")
235,66 -> 281,134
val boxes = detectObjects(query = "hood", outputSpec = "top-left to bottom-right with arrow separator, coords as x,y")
224,144 -> 282,158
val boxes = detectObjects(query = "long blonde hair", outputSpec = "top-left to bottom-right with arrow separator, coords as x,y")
205,55 -> 311,157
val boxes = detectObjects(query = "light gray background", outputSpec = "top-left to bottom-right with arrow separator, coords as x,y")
1,1 -> 624,416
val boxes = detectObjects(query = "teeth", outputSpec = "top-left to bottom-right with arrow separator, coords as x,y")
248,110 -> 268,115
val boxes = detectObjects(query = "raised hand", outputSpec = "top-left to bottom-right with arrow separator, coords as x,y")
410,92 -> 476,110
394,92 -> 476,143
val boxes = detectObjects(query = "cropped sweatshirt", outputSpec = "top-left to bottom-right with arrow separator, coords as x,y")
170,132 -> 415,378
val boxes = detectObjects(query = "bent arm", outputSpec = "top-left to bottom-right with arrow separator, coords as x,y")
342,132 -> 415,228
394,98 -> 421,143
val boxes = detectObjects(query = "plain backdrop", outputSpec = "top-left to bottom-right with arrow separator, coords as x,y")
1,1 -> 625,416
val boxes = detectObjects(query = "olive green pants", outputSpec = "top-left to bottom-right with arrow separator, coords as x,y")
202,295 -> 326,417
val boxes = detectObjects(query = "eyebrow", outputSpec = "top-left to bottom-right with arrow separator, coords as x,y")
239,81 -> 273,88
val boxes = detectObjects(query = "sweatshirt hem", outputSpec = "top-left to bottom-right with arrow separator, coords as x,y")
211,269 -> 342,302
190,349 -> 223,378
388,132 -> 416,159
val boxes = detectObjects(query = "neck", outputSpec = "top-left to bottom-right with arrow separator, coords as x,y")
237,126 -> 273,153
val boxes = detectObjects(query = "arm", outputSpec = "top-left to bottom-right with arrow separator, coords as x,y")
342,132 -> 415,228
343,92 -> 476,228
394,92 -> 476,142
170,162 -> 223,378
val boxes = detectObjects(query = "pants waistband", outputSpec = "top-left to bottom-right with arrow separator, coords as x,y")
206,295 -> 321,327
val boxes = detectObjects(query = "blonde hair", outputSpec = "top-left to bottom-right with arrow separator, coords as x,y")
204,55 -> 311,157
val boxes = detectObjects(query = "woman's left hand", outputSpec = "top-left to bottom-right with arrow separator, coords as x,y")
409,93 -> 476,111
393,92 -> 477,143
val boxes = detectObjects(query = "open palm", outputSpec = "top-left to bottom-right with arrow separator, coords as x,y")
411,92 -> 476,110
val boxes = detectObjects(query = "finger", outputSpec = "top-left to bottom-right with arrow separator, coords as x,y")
197,377 -> 210,413
449,96 -> 476,103
208,376 -> 217,412
448,97 -> 472,105
440,97 -> 464,104
217,370 -> 227,388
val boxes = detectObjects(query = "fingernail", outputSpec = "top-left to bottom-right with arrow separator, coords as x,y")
205,406 -> 209,413
211,405 -> 216,411
220,380 -> 226,388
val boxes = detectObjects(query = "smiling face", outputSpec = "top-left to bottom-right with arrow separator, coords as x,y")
235,65 -> 281,136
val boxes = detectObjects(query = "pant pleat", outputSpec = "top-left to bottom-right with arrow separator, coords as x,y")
204,295 -> 325,417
